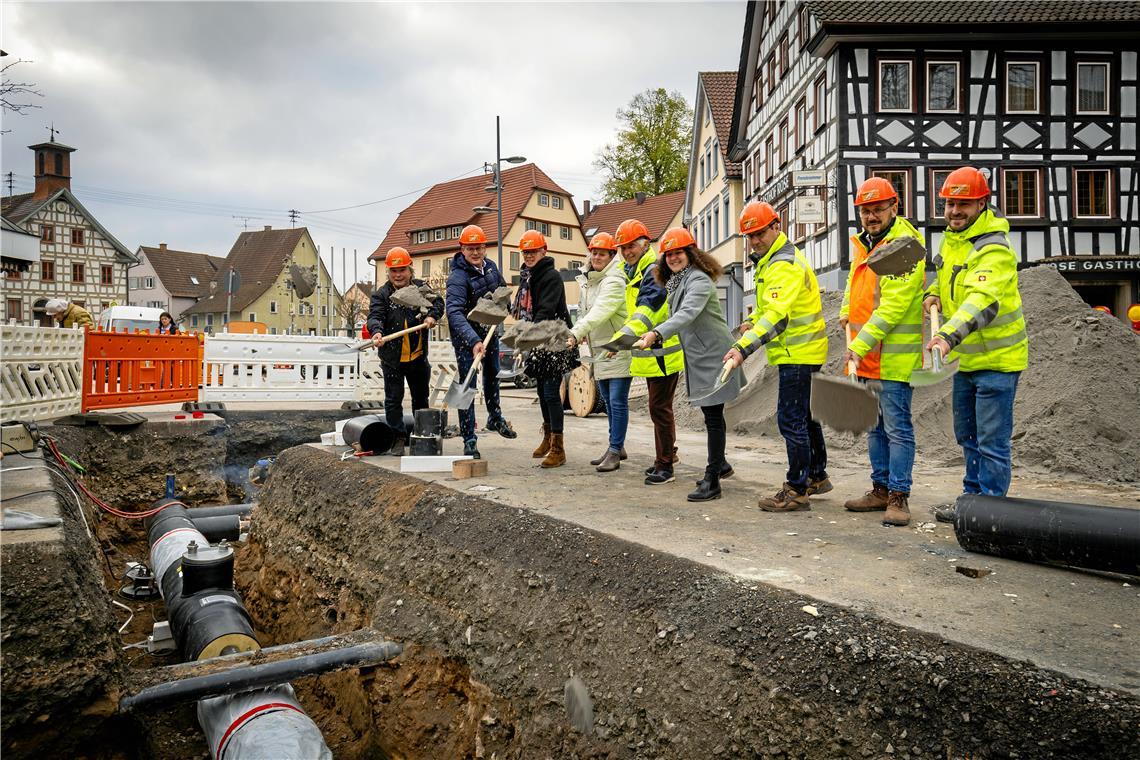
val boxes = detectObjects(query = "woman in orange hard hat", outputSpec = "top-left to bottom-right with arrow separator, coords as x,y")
366,246 -> 444,455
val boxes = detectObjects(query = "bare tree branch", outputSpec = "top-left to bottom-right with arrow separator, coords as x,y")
1,59 -> 44,119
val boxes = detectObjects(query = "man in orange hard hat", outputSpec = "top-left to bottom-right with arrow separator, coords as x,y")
924,167 -> 1027,522
839,177 -> 926,527
445,224 -> 517,459
367,246 -> 444,455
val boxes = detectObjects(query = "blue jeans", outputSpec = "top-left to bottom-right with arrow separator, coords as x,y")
599,376 -> 632,451
952,370 -> 1020,496
453,343 -> 504,444
866,379 -> 915,494
776,364 -> 828,491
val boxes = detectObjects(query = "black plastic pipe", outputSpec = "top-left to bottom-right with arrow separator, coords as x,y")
190,515 -> 241,543
186,504 -> 253,519
955,494 -> 1140,577
120,640 -> 403,712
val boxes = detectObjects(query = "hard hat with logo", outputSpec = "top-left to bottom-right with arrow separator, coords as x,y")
460,225 -> 488,245
384,247 -> 412,268
939,167 -> 991,200
659,227 -> 697,254
587,232 -> 618,252
854,177 -> 899,206
518,230 -> 547,252
739,201 -> 779,234
614,219 -> 651,246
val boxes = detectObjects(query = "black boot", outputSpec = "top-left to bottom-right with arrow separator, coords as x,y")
687,471 -> 722,502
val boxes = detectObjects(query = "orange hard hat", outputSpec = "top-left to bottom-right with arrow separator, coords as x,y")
939,167 -> 990,200
588,232 -> 618,251
854,177 -> 899,206
659,227 -> 697,254
614,219 -> 651,246
518,229 -> 547,251
460,225 -> 487,245
739,201 -> 779,234
384,247 -> 412,268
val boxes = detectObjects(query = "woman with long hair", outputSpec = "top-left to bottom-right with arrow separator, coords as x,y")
158,312 -> 179,334
634,228 -> 742,501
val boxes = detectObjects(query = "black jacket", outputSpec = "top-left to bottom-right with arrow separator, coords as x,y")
366,278 -> 444,365
527,256 -> 571,327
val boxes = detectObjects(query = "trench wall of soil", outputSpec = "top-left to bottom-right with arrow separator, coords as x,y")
240,445 -> 1140,759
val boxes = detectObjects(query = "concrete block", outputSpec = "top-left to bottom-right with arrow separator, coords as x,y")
400,455 -> 472,473
452,459 -> 488,479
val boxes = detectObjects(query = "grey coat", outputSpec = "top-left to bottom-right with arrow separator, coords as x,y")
654,267 -> 743,407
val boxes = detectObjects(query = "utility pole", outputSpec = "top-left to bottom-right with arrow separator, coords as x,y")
4,172 -> 14,196
316,244 -> 322,336
353,248 -> 359,331
288,209 -> 300,227
495,115 -> 504,272
330,242 -> 336,336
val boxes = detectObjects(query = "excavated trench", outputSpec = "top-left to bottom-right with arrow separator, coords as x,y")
6,416 -> 1139,759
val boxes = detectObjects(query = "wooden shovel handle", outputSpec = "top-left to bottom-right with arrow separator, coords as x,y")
464,323 -> 498,382
375,322 -> 429,345
845,325 -> 858,377
718,359 -> 734,383
927,305 -> 945,369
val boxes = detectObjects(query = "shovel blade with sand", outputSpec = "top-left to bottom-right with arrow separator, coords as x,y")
867,236 -> 926,277
689,360 -> 737,404
389,284 -> 436,311
443,301 -> 509,410
909,305 -> 959,387
595,332 -> 639,353
810,328 -> 880,433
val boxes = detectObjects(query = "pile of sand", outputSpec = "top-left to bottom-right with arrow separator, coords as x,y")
675,267 -> 1140,483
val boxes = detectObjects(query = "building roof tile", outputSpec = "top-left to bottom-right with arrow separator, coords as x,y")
138,245 -> 227,298
183,227 -> 307,315
370,163 -> 572,260
699,72 -> 742,179
582,190 -> 687,243
805,0 -> 1140,25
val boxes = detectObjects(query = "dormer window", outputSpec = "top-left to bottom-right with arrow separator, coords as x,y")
190,276 -> 200,285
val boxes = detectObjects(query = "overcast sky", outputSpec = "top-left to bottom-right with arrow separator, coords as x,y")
2,1 -> 743,288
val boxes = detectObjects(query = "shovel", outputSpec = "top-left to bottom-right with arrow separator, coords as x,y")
689,360 -> 737,404
497,351 -> 526,380
810,327 -> 880,434
909,305 -> 959,387
866,236 -> 926,277
321,323 -> 429,354
443,323 -> 498,410
595,332 -> 639,353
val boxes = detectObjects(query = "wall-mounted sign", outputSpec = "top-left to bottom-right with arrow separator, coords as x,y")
796,195 -> 825,224
1045,257 -> 1140,277
792,170 -> 827,187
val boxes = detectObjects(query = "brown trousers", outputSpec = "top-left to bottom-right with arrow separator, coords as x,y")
646,374 -> 679,470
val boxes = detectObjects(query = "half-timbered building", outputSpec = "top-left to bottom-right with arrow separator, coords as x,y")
728,0 -> 1140,319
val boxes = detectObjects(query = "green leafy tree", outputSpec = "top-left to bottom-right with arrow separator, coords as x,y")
593,88 -> 693,202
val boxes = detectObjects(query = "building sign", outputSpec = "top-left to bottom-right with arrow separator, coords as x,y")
792,170 -> 827,187
1045,257 -> 1140,278
760,175 -> 791,204
796,195 -> 825,223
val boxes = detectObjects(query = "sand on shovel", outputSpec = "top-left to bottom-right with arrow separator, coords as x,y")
508,320 -> 573,351
390,285 -> 435,311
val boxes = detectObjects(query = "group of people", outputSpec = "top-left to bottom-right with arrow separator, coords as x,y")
367,165 -> 1028,526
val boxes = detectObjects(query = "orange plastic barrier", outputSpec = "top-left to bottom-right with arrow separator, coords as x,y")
81,330 -> 203,412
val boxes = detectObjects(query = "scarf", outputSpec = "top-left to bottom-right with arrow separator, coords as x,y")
665,265 -> 691,295
513,265 -> 533,322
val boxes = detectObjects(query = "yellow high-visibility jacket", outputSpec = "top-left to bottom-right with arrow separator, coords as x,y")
840,216 -> 926,382
926,208 -> 1028,373
733,233 -> 827,366
611,248 -> 683,378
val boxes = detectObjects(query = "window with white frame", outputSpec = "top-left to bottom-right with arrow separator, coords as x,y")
559,225 -> 572,240
926,61 -> 960,112
538,193 -> 550,207
1076,62 -> 1109,115
434,229 -> 444,242
814,75 -> 826,131
417,231 -> 427,244
711,141 -> 719,179
713,204 -> 720,246
870,169 -> 911,218
451,225 -> 462,238
930,168 -> 954,218
723,197 -> 730,238
1074,169 -> 1112,218
767,135 -> 777,177
525,219 -> 551,236
700,156 -> 706,188
321,305 -> 328,316
779,119 -> 790,166
206,314 -> 214,326
191,315 -> 199,327
248,313 -> 256,322
795,98 -> 807,148
1005,61 -> 1040,113
552,196 -> 563,210
422,259 -> 431,277
143,276 -> 155,289
1002,169 -> 1042,218
270,300 -> 278,314
510,251 -> 520,270
878,60 -> 913,112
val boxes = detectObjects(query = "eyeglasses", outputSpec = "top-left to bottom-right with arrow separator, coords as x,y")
858,203 -> 894,216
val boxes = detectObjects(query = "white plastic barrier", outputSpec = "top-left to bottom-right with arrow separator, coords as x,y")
201,334 -> 360,402
357,341 -> 481,407
0,323 -> 84,421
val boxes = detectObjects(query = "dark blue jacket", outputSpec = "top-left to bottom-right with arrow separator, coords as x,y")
446,252 -> 507,349
366,278 -> 444,365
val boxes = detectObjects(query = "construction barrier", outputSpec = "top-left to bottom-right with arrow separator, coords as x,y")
82,330 -> 202,412
201,334 -> 359,402
0,323 -> 85,422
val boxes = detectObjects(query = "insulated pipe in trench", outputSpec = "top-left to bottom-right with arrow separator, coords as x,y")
955,494 -> 1140,577
143,499 -> 331,758
187,504 -> 253,519
190,515 -> 242,544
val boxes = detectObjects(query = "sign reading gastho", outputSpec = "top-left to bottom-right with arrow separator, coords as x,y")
792,170 -> 827,187
796,195 -> 825,224
1046,258 -> 1140,277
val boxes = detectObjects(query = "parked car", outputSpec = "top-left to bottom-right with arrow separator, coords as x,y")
97,306 -> 165,332
497,345 -> 536,389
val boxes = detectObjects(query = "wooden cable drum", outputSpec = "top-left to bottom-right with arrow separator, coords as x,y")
567,365 -> 605,417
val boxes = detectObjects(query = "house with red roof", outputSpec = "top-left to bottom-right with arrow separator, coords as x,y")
580,190 -> 686,250
370,163 -> 589,301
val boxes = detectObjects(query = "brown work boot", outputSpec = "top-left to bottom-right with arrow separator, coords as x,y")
541,433 -> 566,468
595,449 -> 621,472
844,483 -> 889,512
758,483 -> 811,512
806,476 -> 833,496
883,491 -> 911,526
532,424 -> 551,458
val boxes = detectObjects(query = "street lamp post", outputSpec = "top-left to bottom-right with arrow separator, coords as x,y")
474,116 -> 526,272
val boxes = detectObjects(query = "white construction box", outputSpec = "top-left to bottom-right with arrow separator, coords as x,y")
400,455 -> 472,473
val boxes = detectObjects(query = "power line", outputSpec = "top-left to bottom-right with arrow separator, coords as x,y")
299,165 -> 485,214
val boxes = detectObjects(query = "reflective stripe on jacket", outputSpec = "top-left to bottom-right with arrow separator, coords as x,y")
926,208 -> 1028,373
733,233 -> 827,366
840,216 -> 926,382
611,248 -> 683,378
